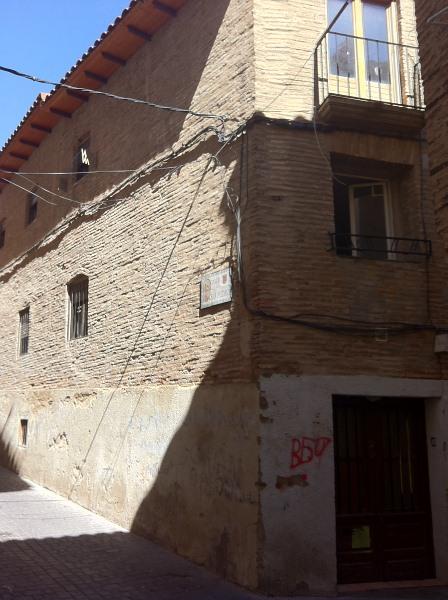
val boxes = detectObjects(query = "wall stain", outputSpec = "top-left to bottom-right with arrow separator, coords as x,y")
276,473 -> 309,490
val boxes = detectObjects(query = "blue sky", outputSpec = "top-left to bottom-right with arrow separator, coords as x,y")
0,1 -> 130,148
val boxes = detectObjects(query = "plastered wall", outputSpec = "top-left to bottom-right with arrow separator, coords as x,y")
0,383 -> 260,588
259,375 -> 448,594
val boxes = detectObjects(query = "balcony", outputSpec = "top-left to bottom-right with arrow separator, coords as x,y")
329,232 -> 432,261
315,32 -> 425,135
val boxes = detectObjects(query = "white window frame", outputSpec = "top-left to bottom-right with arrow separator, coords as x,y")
327,0 -> 402,103
348,180 -> 394,259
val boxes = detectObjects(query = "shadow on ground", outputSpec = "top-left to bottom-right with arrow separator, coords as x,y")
0,532 -> 254,600
0,467 -> 256,600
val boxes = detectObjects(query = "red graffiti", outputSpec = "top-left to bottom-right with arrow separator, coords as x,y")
290,436 -> 332,470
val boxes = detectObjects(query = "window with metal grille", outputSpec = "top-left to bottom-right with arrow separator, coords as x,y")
19,308 -> 30,355
74,136 -> 91,182
27,191 -> 38,225
68,276 -> 88,339
0,223 -> 5,248
19,419 -> 28,447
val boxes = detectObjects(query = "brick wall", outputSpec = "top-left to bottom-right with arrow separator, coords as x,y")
253,0 -> 419,120
0,139 -> 261,588
0,0 -> 255,268
245,120 -> 448,379
415,1 -> 448,245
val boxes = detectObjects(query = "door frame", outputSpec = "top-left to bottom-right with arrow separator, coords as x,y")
333,395 -> 435,584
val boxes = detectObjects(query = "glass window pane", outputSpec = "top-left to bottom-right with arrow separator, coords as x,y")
328,0 -> 354,35
353,184 -> 389,258
363,2 -> 390,83
328,0 -> 356,77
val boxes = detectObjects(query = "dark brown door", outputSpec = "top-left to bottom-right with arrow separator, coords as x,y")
334,396 -> 435,584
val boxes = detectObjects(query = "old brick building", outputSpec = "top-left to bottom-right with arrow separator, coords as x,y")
0,0 -> 447,595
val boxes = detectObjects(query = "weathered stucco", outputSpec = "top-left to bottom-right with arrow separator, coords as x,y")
259,375 -> 448,594
0,383 -> 260,588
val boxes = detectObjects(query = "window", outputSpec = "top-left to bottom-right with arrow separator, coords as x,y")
0,223 -> 5,248
19,307 -> 30,355
68,276 -> 88,339
74,136 -> 91,182
19,419 -> 28,447
27,191 -> 38,224
333,176 -> 393,259
363,1 -> 391,84
328,0 -> 356,77
327,0 -> 399,100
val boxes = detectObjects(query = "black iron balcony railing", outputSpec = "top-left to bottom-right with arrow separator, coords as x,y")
329,232 -> 432,259
315,32 -> 424,109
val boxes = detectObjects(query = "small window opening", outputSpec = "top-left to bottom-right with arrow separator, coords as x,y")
19,307 -> 30,355
20,419 -> 28,447
27,191 -> 38,224
58,177 -> 68,193
0,223 -> 5,248
333,176 -> 392,259
74,137 -> 91,182
68,276 -> 88,339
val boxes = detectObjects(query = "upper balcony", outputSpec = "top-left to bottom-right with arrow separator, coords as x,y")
315,32 -> 425,136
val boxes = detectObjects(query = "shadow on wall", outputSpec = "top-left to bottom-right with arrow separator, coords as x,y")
72,0 -> 237,207
125,140 -> 260,588
0,425 -> 30,492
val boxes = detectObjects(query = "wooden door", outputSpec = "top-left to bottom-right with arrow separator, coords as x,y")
334,396 -> 435,584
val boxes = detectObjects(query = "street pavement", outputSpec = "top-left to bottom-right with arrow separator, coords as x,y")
0,466 -> 447,600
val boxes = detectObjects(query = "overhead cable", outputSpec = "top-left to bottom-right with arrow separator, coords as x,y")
14,173 -> 81,206
427,6 -> 448,24
0,64 -> 230,123
0,177 -> 57,206
0,166 -> 181,177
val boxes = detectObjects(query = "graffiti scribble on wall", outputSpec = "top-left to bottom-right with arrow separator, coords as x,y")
290,436 -> 332,470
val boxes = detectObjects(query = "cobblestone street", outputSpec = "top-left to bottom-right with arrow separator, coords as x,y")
0,466 -> 447,600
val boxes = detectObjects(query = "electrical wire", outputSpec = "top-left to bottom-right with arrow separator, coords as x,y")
0,64 -> 230,124
223,123 -> 448,338
1,113 -> 444,338
12,173 -> 82,206
70,154 -> 217,498
0,177 -> 57,206
0,124 -> 226,279
427,6 -> 448,24
0,166 -> 181,176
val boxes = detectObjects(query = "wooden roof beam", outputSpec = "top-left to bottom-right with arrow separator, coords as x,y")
127,25 -> 152,41
153,1 -> 177,17
31,123 -> 52,134
50,107 -> 72,119
20,138 -> 40,148
9,152 -> 29,161
85,70 -> 109,85
66,89 -> 90,102
102,51 -> 127,66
